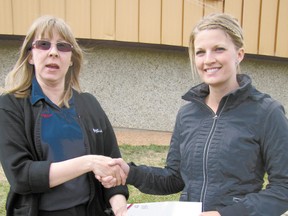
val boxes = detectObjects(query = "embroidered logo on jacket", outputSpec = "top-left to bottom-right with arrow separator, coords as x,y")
41,113 -> 53,118
93,128 -> 103,133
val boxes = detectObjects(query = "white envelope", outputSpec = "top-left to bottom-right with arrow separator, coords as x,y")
127,201 -> 202,216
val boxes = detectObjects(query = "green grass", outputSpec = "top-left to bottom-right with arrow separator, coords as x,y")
119,144 -> 180,203
0,167 -> 9,215
0,144 -> 270,213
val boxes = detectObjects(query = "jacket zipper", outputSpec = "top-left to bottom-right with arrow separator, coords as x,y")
197,96 -> 230,210
199,114 -> 218,208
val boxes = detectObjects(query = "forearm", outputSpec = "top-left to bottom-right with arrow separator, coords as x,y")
109,194 -> 127,215
49,155 -> 93,188
127,163 -> 184,195
49,154 -> 126,188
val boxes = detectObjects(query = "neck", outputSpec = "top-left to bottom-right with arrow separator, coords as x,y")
41,83 -> 65,106
205,92 -> 221,114
206,82 -> 239,113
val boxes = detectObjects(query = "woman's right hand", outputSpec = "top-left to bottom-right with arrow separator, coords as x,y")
90,155 -> 127,186
98,158 -> 130,188
49,155 -> 127,188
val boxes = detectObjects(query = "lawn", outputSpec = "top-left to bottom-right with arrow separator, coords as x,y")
0,165 -> 9,215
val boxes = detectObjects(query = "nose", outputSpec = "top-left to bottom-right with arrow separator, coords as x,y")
204,51 -> 216,64
48,44 -> 59,57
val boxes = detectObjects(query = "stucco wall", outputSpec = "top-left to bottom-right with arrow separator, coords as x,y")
1,38 -> 288,132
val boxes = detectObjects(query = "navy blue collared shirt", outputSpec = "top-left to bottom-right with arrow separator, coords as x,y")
31,77 -> 89,211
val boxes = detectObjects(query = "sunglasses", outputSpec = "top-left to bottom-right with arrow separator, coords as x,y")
32,40 -> 73,52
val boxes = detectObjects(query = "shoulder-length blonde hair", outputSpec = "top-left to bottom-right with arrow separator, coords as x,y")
4,15 -> 83,107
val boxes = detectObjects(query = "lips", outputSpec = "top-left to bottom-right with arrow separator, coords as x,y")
46,63 -> 59,69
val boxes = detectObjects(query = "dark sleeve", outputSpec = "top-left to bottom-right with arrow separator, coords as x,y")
126,111 -> 185,195
220,101 -> 288,216
102,110 -> 129,202
75,92 -> 129,202
127,163 -> 184,195
0,95 -> 51,194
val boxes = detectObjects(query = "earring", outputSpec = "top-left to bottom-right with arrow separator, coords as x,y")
70,62 -> 73,66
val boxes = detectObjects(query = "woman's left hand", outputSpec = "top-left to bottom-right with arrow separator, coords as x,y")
199,211 -> 221,216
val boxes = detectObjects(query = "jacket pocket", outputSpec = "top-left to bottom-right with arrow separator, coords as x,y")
13,205 -> 30,216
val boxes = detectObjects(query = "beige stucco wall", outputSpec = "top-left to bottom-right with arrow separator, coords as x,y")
1,38 -> 288,132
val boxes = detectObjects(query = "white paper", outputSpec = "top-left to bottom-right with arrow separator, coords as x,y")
127,201 -> 202,216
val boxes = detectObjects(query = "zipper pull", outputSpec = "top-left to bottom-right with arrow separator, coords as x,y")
213,114 -> 218,119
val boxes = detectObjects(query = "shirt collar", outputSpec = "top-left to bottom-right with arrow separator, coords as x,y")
30,76 -> 75,107
30,76 -> 45,105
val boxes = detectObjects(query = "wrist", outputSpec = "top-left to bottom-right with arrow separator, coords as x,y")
109,194 -> 127,210
83,155 -> 97,173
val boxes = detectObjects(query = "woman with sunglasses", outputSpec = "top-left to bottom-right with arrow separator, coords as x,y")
0,16 -> 128,216
102,13 -> 288,216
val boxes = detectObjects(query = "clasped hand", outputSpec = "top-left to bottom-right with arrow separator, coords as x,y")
95,157 -> 129,188
92,156 -> 129,187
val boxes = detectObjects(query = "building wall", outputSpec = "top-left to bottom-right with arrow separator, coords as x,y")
1,0 -> 288,58
1,38 -> 288,131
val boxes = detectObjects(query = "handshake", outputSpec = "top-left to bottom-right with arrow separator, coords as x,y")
93,156 -> 130,188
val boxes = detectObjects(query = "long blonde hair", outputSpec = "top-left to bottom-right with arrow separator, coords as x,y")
188,13 -> 244,77
4,15 -> 83,107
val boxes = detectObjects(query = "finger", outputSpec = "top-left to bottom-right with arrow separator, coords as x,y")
119,167 -> 127,185
102,182 -> 113,188
102,179 -> 117,188
109,158 -> 122,166
99,175 -> 116,187
101,175 -> 114,182
114,166 -> 122,186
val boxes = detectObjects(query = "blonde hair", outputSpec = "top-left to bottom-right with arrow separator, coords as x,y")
4,15 -> 83,107
188,13 -> 244,77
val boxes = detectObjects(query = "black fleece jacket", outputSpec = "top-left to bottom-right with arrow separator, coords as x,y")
0,90 -> 128,216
